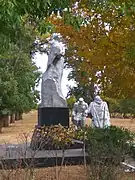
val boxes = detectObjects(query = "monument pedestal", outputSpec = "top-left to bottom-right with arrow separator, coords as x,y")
30,33 -> 70,149
38,107 -> 69,127
30,107 -> 69,149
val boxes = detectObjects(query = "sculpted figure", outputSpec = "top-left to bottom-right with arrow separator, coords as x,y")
40,33 -> 67,107
72,98 -> 88,128
88,95 -> 110,128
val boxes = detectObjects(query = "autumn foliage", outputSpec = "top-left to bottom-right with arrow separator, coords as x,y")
47,1 -> 135,99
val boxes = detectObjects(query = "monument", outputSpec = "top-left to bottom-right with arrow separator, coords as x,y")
72,98 -> 88,128
88,95 -> 110,128
38,33 -> 69,126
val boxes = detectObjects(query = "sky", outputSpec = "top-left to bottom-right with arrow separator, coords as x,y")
33,52 -> 76,98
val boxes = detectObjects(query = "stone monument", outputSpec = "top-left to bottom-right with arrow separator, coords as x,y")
38,33 -> 69,126
72,98 -> 88,128
88,95 -> 110,128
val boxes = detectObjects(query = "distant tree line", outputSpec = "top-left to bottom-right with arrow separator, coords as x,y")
66,84 -> 135,118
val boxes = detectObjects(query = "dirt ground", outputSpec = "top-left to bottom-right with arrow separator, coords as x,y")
0,164 -> 135,180
0,111 -> 135,144
0,111 -> 37,144
0,166 -> 87,180
0,111 -> 135,180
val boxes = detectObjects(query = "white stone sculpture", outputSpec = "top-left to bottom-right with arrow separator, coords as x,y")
40,33 -> 67,107
88,95 -> 110,128
72,98 -> 88,128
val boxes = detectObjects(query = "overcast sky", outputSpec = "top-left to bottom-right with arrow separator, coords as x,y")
33,52 -> 76,98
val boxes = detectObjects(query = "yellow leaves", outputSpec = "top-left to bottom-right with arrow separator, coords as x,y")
40,32 -> 51,40
45,5 -> 135,98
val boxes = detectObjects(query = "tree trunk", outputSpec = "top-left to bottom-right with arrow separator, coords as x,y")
3,115 -> 10,127
0,117 -> 5,133
19,112 -> 23,120
15,112 -> 20,121
10,114 -> 15,123
15,112 -> 23,120
123,113 -> 128,118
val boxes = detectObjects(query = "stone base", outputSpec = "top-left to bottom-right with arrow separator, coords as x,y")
38,107 -> 69,127
0,147 -> 87,169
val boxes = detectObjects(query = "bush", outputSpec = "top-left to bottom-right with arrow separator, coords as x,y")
85,126 -> 134,180
31,124 -> 135,179
102,96 -> 121,114
119,98 -> 135,117
66,95 -> 76,116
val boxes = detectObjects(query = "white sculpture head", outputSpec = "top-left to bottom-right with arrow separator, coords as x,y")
52,33 -> 62,41
49,33 -> 62,44
94,95 -> 102,104
78,97 -> 84,104
48,33 -> 67,55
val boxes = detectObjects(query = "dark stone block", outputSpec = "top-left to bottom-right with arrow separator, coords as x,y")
0,152 -> 87,169
38,107 -> 69,126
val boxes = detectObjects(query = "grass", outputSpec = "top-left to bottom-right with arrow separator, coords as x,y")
0,166 -> 88,180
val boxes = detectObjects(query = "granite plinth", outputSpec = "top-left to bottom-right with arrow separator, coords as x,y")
0,145 -> 87,169
38,107 -> 69,127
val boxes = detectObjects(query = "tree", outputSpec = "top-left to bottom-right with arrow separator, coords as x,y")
0,63 -> 17,128
0,21 -> 40,127
0,43 -> 41,125
48,0 -> 135,100
1,0 -> 84,131
66,95 -> 76,111
67,83 -> 95,104
0,0 -> 76,46
119,98 -> 135,118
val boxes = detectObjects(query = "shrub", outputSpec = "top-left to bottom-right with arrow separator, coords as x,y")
85,126 -> 134,180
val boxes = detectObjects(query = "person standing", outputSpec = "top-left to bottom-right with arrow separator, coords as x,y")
88,96 -> 110,128
72,98 -> 88,128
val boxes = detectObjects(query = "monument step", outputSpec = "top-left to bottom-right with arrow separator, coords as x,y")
0,145 -> 87,169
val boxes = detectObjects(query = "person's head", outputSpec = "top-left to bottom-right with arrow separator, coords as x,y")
94,95 -> 102,104
51,33 -> 62,42
78,97 -> 84,104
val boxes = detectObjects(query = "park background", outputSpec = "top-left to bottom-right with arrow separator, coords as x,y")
1,0 -> 135,179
